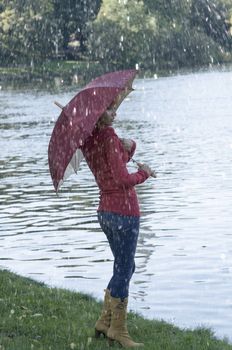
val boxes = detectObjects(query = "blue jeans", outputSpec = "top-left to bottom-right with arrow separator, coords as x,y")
97,211 -> 140,299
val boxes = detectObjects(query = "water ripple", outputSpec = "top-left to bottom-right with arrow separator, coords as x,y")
1,70 -> 232,341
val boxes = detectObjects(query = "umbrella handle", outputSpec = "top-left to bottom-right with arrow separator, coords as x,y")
131,158 -> 157,178
54,101 -> 64,109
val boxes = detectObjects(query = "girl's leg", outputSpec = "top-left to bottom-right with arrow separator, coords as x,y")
97,212 -> 144,347
98,212 -> 139,299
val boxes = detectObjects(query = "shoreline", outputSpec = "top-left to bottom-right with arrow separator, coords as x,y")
0,268 -> 231,349
1,60 -> 232,91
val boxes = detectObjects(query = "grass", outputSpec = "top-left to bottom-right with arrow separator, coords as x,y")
0,269 -> 231,350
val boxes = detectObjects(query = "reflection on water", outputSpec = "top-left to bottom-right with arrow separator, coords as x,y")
1,69 -> 232,341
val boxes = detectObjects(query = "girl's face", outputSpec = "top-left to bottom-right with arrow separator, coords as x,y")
98,108 -> 116,127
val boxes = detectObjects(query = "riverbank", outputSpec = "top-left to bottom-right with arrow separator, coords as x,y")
0,60 -> 165,90
0,60 -> 106,90
2,59 -> 230,91
0,269 -> 231,350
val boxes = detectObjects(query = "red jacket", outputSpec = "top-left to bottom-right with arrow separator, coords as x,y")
81,126 -> 149,216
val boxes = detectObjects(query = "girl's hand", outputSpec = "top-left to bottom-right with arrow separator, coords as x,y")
120,138 -> 133,152
138,162 -> 156,177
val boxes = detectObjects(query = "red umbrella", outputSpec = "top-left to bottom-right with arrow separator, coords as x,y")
48,69 -> 137,192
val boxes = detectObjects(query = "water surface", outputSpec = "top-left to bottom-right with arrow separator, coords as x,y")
1,68 -> 232,341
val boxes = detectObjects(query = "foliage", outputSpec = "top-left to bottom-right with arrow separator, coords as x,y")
154,26 -> 227,71
191,0 -> 232,48
0,0 -> 56,64
143,0 -> 192,22
0,0 -> 231,72
88,0 -> 232,72
88,0 -> 157,70
0,0 -> 102,64
51,0 -> 102,54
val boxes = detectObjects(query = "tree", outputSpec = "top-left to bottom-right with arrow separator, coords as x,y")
0,0 -> 102,63
0,0 -> 57,64
88,0 -> 157,69
0,0 -> 231,68
143,0 -> 231,68
191,0 -> 232,48
144,0 -> 192,22
51,0 -> 102,55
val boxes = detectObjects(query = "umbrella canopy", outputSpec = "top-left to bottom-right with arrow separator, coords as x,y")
48,69 -> 137,192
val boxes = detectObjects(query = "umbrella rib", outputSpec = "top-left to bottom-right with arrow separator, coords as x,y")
54,101 -> 64,109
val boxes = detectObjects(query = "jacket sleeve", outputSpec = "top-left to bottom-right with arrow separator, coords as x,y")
105,135 -> 149,188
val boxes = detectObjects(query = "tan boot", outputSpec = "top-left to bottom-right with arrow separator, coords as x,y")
107,296 -> 144,348
95,289 -> 111,338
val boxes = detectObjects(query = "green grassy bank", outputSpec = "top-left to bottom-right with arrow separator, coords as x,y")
1,60 -> 232,91
0,60 -> 105,89
0,59 -> 167,90
0,269 -> 231,350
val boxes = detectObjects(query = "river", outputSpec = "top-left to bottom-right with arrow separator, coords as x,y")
0,67 -> 232,342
